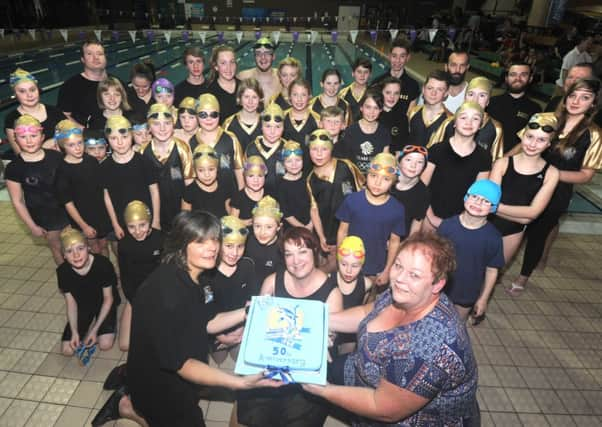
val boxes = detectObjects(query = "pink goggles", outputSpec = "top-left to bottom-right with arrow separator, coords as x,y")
15,125 -> 43,136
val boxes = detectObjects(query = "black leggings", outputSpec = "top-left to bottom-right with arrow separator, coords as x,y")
520,186 -> 570,277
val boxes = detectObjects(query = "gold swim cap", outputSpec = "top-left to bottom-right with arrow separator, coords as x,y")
14,114 -> 42,128
454,101 -> 484,120
261,103 -> 284,123
517,112 -> 558,139
252,195 -> 283,221
124,200 -> 151,224
197,93 -> 220,113
179,96 -> 197,110
60,228 -> 86,250
467,76 -> 493,94
244,155 -> 268,176
105,115 -> 132,134
281,140 -> 303,159
369,152 -> 398,177
254,37 -> 274,50
10,68 -> 38,88
147,103 -> 174,121
337,235 -> 366,263
193,143 -> 219,166
308,129 -> 333,149
54,119 -> 82,143
221,215 -> 249,244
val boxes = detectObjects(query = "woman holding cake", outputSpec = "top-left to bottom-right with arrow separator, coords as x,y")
303,232 -> 479,426
235,226 -> 343,427
91,211 -> 280,427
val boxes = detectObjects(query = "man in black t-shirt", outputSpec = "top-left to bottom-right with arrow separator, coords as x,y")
371,38 -> 419,116
486,61 -> 541,153
57,40 -> 109,127
174,47 -> 208,105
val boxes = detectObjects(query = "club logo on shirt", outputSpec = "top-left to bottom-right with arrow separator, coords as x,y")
241,282 -> 247,288
537,174 -> 543,179
341,180 -> 353,196
561,147 -> 577,161
24,176 -> 40,187
170,166 -> 182,180
266,260 -> 273,267
516,111 -> 530,120
391,126 -> 399,136
203,285 -> 214,303
360,141 -> 374,156
220,154 -> 231,169
152,250 -> 161,256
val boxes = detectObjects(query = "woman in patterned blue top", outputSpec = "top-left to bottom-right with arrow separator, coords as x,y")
304,232 -> 479,426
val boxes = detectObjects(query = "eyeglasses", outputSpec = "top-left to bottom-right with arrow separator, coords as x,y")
282,148 -> 303,158
338,247 -> 365,260
54,128 -> 83,139
153,85 -> 173,94
402,145 -> 428,156
84,138 -> 107,146
467,194 -> 492,205
147,112 -> 173,120
198,111 -> 219,119
178,108 -> 197,116
261,114 -> 283,123
255,51 -> 273,57
105,127 -> 131,135
369,163 -> 398,175
15,125 -> 43,136
309,133 -> 331,142
527,122 -> 555,133
222,225 -> 249,236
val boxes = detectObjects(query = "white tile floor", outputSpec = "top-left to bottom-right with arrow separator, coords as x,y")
0,198 -> 601,426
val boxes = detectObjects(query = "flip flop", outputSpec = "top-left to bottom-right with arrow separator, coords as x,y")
505,282 -> 525,297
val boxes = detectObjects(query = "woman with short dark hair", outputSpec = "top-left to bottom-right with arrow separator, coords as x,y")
92,211 -> 279,427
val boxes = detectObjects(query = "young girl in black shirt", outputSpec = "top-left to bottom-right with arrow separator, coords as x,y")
57,228 -> 120,356
117,201 -> 163,351
223,78 -> 263,150
231,155 -> 269,226
277,140 -> 311,229
5,115 -> 69,265
283,78 -> 321,146
181,144 -> 234,218
56,120 -> 111,256
209,215 -> 257,364
244,195 -> 283,285
174,97 -> 199,146
310,69 -> 351,126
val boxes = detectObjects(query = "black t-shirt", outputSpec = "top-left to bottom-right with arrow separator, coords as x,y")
182,180 -> 234,219
174,79 -> 208,106
57,254 -> 120,314
390,181 -> 430,234
87,110 -> 135,131
244,234 -> 282,286
206,78 -> 240,124
56,154 -> 111,235
4,149 -> 67,229
99,153 -> 158,228
126,86 -> 154,119
230,189 -> 262,222
127,263 -> 216,425
277,176 -> 311,227
4,105 -> 66,141
211,257 -> 258,313
117,228 -> 163,301
487,93 -> 541,153
428,139 -> 492,218
379,101 -> 409,153
57,74 -> 106,126
338,122 -> 392,173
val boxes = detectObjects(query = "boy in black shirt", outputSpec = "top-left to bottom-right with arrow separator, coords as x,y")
57,228 -> 120,356
174,47 -> 208,105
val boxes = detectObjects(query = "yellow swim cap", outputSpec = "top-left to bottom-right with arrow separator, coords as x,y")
252,195 -> 283,221
124,200 -> 151,224
221,215 -> 249,244
337,235 -> 366,263
60,228 -> 86,250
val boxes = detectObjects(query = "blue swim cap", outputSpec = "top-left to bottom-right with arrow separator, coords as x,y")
464,179 -> 502,213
